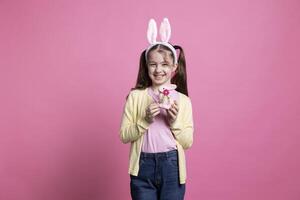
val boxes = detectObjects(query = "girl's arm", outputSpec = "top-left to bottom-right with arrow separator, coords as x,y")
170,97 -> 194,149
119,92 -> 150,144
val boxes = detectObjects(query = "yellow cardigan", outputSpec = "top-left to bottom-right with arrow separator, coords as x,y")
119,87 -> 194,184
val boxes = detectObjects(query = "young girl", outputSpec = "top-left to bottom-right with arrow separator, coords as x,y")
119,18 -> 194,200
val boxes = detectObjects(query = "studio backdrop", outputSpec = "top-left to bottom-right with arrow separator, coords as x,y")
0,0 -> 299,199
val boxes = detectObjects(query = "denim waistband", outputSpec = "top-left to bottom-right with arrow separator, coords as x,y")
140,149 -> 178,159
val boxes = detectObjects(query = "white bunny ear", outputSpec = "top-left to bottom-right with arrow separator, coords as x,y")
159,18 -> 171,42
147,19 -> 157,44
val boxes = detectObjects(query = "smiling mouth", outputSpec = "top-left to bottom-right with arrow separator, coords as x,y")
154,75 -> 165,79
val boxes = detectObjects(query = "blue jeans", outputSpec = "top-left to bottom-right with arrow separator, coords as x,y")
130,149 -> 186,200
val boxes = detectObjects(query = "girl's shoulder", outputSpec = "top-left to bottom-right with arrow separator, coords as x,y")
176,90 -> 191,102
130,88 -> 147,95
176,91 -> 193,110
126,88 -> 148,100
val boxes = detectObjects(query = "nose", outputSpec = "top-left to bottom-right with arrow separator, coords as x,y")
154,64 -> 163,72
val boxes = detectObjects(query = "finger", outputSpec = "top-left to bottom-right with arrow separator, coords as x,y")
149,106 -> 160,113
146,107 -> 157,116
152,110 -> 160,117
153,104 -> 160,110
169,104 -> 177,112
174,105 -> 179,113
169,108 -> 177,116
150,107 -> 160,113
167,109 -> 176,119
173,100 -> 178,106
150,103 -> 160,109
147,103 -> 155,109
172,103 -> 179,112
168,113 -> 176,121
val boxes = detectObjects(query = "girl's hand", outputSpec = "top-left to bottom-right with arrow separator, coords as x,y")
145,102 -> 160,123
167,100 -> 179,125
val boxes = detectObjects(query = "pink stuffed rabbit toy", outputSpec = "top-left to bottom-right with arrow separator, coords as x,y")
158,84 -> 177,109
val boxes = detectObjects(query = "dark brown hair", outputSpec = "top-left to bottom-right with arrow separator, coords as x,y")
131,44 -> 189,96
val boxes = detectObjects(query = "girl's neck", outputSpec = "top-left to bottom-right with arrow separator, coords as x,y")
150,86 -> 160,95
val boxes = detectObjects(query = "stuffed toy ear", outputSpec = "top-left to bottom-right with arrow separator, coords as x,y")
159,18 -> 171,42
167,84 -> 177,90
147,19 -> 157,44
163,84 -> 177,90
158,84 -> 177,92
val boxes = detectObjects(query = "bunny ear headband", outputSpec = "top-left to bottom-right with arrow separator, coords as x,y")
145,18 -> 178,64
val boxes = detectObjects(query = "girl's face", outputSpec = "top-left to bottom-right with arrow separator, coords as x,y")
147,49 -> 177,88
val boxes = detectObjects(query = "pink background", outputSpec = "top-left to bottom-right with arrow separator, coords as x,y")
1,0 -> 300,199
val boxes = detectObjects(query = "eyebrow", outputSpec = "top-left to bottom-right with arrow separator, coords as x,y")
148,61 -> 169,64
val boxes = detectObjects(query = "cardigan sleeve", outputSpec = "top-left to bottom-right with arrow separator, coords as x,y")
170,97 -> 194,149
119,91 -> 151,144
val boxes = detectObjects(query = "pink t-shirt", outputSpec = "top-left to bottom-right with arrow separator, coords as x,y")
141,87 -> 178,153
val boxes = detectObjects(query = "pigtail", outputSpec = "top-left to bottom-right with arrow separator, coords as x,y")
131,50 -> 152,91
172,45 -> 189,96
